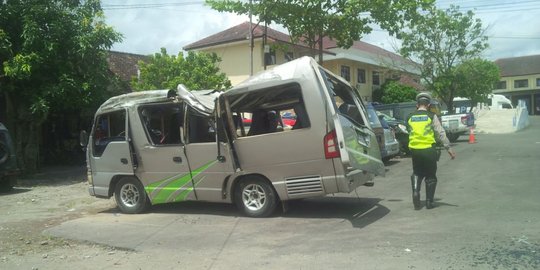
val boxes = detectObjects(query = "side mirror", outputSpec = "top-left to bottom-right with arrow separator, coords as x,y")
79,130 -> 89,148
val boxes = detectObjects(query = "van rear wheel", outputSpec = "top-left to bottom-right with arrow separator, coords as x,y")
234,177 -> 278,217
114,177 -> 148,214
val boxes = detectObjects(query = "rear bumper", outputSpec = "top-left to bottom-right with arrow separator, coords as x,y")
383,141 -> 400,158
338,170 -> 375,193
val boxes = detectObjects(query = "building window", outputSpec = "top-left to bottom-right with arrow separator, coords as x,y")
372,71 -> 380,86
514,79 -> 528,88
264,48 -> 276,66
357,69 -> 366,84
340,65 -> 350,81
285,52 -> 294,62
536,78 -> 540,87
496,81 -> 507,89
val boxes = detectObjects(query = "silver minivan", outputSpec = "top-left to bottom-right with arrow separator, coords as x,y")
83,57 -> 385,217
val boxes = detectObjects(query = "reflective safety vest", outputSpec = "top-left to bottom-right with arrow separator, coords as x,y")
407,110 -> 436,149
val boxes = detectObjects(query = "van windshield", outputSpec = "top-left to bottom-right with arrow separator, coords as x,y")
319,68 -> 367,128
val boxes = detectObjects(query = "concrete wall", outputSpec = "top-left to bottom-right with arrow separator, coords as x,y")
474,107 -> 530,134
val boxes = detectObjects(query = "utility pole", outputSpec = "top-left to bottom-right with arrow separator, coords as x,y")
249,0 -> 253,76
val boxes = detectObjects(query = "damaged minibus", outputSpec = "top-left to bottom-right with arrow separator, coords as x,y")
82,56 -> 385,217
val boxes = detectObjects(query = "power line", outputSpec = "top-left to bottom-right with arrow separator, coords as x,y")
102,1 -> 204,10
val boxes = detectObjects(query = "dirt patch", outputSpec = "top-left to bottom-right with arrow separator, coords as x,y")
0,166 -> 129,268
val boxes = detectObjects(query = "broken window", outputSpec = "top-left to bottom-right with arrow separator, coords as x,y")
320,67 -> 368,128
92,110 -> 126,157
226,83 -> 310,137
139,103 -> 184,145
187,107 -> 216,143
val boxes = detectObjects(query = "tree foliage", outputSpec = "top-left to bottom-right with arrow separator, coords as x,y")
132,49 -> 231,91
206,0 -> 434,63
380,81 -> 417,104
455,58 -> 500,108
399,5 -> 488,113
0,0 -> 122,172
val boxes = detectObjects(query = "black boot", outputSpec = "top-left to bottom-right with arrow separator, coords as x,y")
411,174 -> 422,210
425,178 -> 437,209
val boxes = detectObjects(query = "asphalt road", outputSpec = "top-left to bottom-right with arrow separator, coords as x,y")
46,117 -> 540,270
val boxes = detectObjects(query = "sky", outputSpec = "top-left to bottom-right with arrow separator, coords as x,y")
102,0 -> 540,61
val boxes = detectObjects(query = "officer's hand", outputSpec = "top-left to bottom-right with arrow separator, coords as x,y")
447,148 -> 456,160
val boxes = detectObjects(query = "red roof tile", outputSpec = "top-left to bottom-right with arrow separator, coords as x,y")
184,22 -> 293,50
107,51 -> 149,82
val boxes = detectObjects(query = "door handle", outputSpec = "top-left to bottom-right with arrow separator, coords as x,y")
173,156 -> 182,163
121,158 -> 128,164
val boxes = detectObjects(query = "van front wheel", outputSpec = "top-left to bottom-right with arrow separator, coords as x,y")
115,177 -> 148,214
235,177 -> 277,217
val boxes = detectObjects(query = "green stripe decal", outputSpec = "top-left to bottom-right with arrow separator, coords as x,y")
146,160 -> 218,204
151,173 -> 193,204
170,161 -> 217,202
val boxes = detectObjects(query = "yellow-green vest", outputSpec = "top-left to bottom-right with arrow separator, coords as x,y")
407,111 -> 436,149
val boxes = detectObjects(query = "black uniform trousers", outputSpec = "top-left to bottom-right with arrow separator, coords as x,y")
410,147 -> 438,179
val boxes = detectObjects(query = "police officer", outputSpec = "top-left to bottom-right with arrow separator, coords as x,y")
407,92 -> 456,209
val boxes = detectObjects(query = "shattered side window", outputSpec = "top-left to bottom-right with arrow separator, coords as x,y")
187,107 -> 216,144
228,83 -> 310,137
92,110 -> 126,157
139,103 -> 184,145
319,68 -> 368,127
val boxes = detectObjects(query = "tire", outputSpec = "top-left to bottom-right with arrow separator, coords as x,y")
114,177 -> 149,214
448,133 -> 460,143
0,141 -> 8,165
234,176 -> 278,217
0,176 -> 14,192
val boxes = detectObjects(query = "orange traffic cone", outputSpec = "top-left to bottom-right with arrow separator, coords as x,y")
468,126 -> 476,144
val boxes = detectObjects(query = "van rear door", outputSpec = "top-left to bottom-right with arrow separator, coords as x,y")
316,67 -> 385,177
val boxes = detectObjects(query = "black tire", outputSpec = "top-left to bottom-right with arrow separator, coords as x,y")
0,141 -> 8,165
114,177 -> 149,214
234,176 -> 278,217
0,177 -> 14,192
448,133 -> 460,143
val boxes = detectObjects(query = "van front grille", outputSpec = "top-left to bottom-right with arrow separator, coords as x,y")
285,176 -> 323,197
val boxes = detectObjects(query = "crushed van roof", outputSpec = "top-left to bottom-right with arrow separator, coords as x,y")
97,89 -> 219,114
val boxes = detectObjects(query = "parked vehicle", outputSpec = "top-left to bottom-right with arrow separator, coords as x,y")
452,94 -> 513,113
0,122 -> 19,191
374,99 -> 473,143
365,103 -> 385,159
81,57 -> 385,217
377,116 -> 400,162
440,112 -> 474,142
377,111 -> 409,155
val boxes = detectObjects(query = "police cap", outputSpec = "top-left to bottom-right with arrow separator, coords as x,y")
416,92 -> 432,103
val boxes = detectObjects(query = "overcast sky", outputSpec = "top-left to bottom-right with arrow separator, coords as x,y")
103,0 -> 540,61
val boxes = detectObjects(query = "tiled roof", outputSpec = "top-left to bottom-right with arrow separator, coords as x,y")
107,51 -> 150,82
184,22 -> 293,50
495,54 -> 540,77
183,22 -> 414,68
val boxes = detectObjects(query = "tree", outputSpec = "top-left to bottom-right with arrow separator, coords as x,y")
206,0 -> 434,63
132,49 -> 231,91
0,0 -> 122,172
455,58 -> 500,110
399,5 -> 489,113
380,81 -> 417,104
